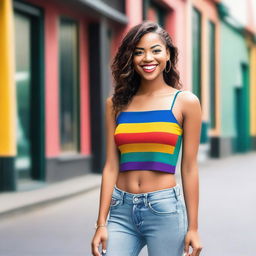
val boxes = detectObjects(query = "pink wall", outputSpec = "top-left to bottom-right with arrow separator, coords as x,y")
44,6 -> 60,157
246,0 -> 256,34
160,0 -> 187,90
24,0 -> 91,157
79,21 -> 91,156
147,7 -> 158,22
125,0 -> 143,31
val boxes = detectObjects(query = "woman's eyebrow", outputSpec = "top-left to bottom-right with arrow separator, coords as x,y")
135,44 -> 162,50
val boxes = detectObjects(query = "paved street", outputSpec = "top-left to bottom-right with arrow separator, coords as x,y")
0,152 -> 255,256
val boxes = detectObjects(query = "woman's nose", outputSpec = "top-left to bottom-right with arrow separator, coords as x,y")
143,52 -> 154,61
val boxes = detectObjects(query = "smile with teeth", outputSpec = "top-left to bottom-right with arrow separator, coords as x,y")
141,64 -> 158,73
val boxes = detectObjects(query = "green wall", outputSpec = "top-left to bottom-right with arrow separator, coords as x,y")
220,22 -> 249,138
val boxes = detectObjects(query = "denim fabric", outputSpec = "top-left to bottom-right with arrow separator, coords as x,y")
104,183 -> 188,256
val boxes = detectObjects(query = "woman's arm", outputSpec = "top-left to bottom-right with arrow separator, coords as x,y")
96,96 -> 120,225
181,91 -> 202,231
180,91 -> 203,255
91,96 -> 120,256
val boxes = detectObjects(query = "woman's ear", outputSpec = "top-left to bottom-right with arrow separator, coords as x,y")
166,47 -> 170,60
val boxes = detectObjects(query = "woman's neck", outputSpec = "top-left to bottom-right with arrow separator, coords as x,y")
137,75 -> 170,96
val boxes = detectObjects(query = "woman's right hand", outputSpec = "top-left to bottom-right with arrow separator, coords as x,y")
91,227 -> 108,256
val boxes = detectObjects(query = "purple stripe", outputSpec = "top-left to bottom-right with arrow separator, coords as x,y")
120,161 -> 176,174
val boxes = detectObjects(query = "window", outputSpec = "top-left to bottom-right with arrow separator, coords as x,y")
208,20 -> 216,129
59,17 -> 80,153
192,7 -> 202,101
143,0 -> 166,27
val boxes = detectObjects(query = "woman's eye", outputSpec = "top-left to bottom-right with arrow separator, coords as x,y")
134,51 -> 143,56
134,49 -> 161,56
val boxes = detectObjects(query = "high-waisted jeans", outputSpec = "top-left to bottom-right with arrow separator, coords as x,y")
105,183 -> 188,256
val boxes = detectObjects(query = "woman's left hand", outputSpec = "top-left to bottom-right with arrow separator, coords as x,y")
183,230 -> 203,256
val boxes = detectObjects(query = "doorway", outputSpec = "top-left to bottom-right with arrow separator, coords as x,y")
234,63 -> 250,153
14,2 -> 45,189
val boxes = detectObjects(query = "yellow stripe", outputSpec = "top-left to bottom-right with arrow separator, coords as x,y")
119,143 -> 175,154
115,122 -> 182,135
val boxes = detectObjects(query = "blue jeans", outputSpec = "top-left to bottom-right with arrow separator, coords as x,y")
105,183 -> 188,256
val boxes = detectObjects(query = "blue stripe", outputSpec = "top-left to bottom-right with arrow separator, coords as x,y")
117,110 -> 179,124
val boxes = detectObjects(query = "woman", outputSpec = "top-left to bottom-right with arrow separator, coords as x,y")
91,21 -> 203,256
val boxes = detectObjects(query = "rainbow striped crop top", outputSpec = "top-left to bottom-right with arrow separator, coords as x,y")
114,90 -> 183,174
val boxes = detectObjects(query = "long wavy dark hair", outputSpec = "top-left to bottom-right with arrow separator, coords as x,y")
111,21 -> 182,120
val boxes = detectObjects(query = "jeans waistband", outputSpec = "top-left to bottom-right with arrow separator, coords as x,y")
112,184 -> 181,205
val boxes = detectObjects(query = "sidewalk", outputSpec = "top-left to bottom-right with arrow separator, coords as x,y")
1,149 -> 254,220
0,142 -> 213,220
0,173 -> 102,219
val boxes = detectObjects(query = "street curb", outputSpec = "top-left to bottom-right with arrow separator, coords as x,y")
2,151 -> 254,220
0,174 -> 102,220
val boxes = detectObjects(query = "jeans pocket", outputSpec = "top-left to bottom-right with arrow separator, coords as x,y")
110,196 -> 122,209
148,196 -> 178,215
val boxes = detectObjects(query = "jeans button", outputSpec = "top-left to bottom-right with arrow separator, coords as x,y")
134,197 -> 138,202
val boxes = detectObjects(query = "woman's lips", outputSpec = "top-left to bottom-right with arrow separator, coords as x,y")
141,64 -> 158,73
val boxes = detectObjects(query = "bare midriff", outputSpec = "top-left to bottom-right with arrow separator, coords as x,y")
116,170 -> 177,194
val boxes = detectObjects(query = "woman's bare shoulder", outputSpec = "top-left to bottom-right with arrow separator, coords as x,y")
179,90 -> 201,109
179,90 -> 199,100
106,95 -> 113,107
105,95 -> 115,116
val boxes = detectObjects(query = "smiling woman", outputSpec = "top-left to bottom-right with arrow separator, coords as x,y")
91,21 -> 203,256
133,34 -> 170,78
110,22 -> 181,117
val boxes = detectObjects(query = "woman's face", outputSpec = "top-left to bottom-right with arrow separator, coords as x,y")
132,32 -> 170,81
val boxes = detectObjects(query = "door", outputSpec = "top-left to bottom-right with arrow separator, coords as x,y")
14,2 -> 45,186
234,63 -> 250,152
14,12 -> 32,179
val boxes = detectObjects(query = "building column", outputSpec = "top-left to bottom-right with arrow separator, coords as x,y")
89,19 -> 111,173
0,0 -> 16,191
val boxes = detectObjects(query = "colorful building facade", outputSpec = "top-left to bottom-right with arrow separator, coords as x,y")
0,0 -> 128,191
216,0 -> 256,156
188,0 -> 221,160
0,0 -> 255,192
189,0 -> 256,158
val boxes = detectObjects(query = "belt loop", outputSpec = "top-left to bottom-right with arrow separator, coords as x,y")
143,193 -> 148,207
120,190 -> 125,205
173,185 -> 180,201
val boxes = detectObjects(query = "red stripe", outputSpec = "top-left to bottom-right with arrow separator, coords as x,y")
114,132 -> 178,147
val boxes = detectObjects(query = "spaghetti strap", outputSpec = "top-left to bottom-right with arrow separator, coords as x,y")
170,90 -> 182,111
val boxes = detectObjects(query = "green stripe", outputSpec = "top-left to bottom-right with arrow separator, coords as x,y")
120,151 -> 174,165
120,135 -> 183,166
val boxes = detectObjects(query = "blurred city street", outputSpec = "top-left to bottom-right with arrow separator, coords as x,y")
0,152 -> 255,256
